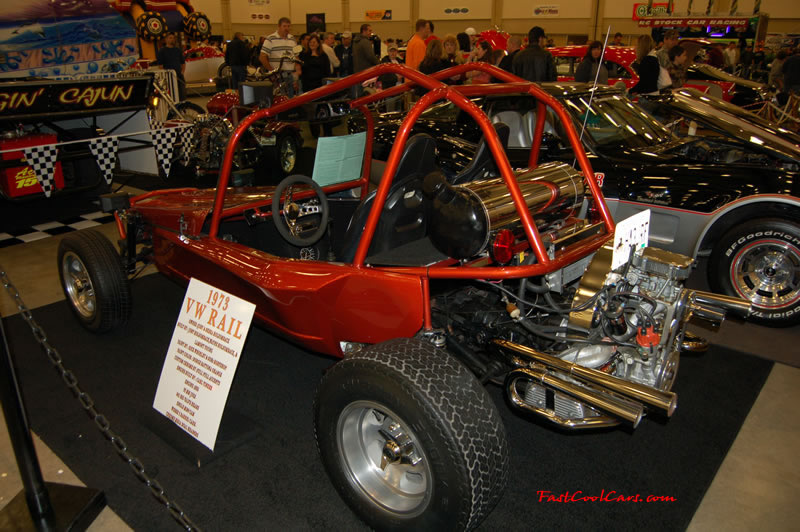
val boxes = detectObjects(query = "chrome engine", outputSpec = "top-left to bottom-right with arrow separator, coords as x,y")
433,240 -> 751,430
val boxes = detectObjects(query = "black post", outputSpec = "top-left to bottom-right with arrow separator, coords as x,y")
0,318 -> 106,531
0,319 -> 55,530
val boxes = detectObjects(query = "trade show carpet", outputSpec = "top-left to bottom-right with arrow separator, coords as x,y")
3,274 -> 773,531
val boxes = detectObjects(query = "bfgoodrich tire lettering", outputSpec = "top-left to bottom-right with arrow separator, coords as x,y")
58,230 -> 131,333
314,338 -> 508,530
709,218 -> 800,326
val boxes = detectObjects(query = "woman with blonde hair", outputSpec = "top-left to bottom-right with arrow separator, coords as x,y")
630,34 -> 670,95
442,34 -> 465,65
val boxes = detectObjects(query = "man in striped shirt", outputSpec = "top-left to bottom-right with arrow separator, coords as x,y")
259,17 -> 300,96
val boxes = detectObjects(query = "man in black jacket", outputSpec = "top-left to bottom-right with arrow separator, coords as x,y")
498,35 -> 521,73
225,32 -> 250,89
512,26 -> 556,82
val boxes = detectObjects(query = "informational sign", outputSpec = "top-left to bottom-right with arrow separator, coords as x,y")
365,10 -> 392,20
612,209 -> 650,271
632,2 -> 669,21
312,131 -> 366,186
153,278 -> 256,450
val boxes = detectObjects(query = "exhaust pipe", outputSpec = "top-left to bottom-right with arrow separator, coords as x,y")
687,290 -> 752,325
495,339 -> 678,416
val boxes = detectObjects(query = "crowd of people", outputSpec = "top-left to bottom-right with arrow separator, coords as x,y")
157,18 -> 800,102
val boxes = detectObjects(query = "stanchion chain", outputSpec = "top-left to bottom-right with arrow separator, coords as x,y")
0,267 -> 201,531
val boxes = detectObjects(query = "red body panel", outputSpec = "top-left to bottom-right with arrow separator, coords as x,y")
150,227 -> 425,356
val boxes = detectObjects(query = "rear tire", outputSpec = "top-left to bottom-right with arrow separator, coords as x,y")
58,230 -> 131,333
314,338 -> 508,530
709,218 -> 800,326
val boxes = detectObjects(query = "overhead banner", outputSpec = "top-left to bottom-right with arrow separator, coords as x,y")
637,16 -> 752,28
153,278 -> 256,450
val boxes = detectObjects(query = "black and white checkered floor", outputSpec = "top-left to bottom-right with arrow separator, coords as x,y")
0,211 -> 115,248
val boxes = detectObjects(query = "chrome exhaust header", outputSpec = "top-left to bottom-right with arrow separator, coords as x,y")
496,339 -> 678,416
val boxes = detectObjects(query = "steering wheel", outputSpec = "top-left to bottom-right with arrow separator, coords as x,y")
272,175 -> 329,246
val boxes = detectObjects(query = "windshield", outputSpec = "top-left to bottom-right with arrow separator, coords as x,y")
561,93 -> 675,149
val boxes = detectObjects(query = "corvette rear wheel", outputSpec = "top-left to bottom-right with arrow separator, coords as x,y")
58,230 -> 131,333
709,218 -> 800,327
314,338 -> 508,530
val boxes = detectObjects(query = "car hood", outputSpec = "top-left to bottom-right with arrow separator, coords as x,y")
689,63 -> 767,90
652,88 -> 800,162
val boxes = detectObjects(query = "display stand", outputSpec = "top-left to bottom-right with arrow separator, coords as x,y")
0,321 -> 106,530
142,408 -> 260,468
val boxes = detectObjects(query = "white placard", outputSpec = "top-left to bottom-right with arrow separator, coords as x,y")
153,278 -> 256,450
612,209 -> 651,271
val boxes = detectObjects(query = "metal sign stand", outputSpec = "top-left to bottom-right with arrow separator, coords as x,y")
0,320 -> 106,531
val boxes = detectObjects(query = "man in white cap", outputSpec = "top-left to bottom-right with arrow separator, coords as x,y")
465,27 -> 479,50
335,31 -> 354,76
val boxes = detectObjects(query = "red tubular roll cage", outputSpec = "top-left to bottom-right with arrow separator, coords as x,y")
208,62 -> 615,280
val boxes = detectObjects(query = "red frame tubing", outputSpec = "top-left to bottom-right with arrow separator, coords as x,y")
208,63 -> 615,277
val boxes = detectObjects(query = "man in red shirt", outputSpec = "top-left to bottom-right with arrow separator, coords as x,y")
406,19 -> 431,70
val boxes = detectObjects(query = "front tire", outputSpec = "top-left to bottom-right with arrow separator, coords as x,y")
709,218 -> 800,326
58,230 -> 131,333
314,338 -> 508,530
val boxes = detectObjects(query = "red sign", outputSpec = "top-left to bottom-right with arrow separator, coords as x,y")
632,3 -> 670,21
636,16 -> 751,28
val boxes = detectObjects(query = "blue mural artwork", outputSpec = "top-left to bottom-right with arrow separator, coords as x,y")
0,0 -> 138,77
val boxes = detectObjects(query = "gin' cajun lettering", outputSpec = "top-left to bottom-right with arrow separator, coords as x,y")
58,84 -> 134,108
185,297 -> 244,339
0,88 -> 45,112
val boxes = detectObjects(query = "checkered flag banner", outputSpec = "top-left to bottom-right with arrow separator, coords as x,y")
148,111 -> 163,131
88,137 -> 119,184
179,125 -> 194,166
151,126 -> 182,176
22,144 -> 58,198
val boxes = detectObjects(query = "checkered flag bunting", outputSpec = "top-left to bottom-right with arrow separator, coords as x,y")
179,125 -> 194,165
151,126 -> 181,177
22,144 -> 58,198
88,136 -> 119,184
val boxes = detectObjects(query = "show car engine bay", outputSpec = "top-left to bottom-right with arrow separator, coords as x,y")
431,241 -> 749,429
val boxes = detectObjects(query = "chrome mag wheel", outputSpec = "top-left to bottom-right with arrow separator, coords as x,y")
61,251 -> 97,320
337,400 -> 432,515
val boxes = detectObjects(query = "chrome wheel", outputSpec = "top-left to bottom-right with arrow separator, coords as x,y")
337,400 -> 431,515
279,136 -> 297,174
61,251 -> 96,320
730,239 -> 800,310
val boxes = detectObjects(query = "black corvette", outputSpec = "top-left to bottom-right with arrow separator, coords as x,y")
350,83 -> 800,326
